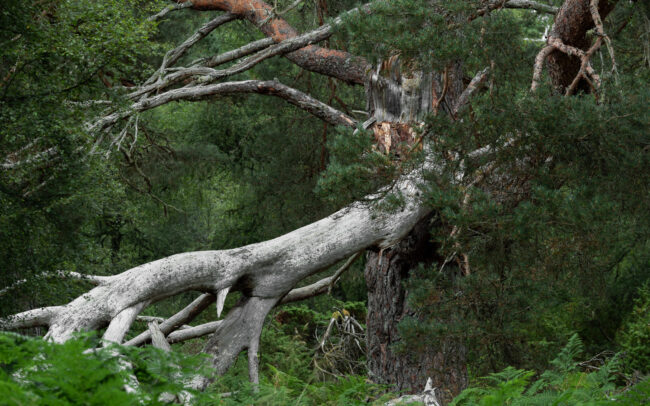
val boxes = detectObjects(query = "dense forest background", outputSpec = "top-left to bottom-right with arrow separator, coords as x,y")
1,0 -> 649,404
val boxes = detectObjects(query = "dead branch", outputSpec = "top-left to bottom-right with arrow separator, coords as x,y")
176,0 -> 369,84
0,271 -> 110,297
124,293 -> 216,347
155,13 -> 238,78
148,1 -> 193,22
279,251 -> 362,304
94,80 -> 356,132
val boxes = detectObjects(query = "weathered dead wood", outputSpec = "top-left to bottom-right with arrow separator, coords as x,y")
124,293 -> 216,347
94,80 -> 356,132
166,320 -> 223,344
0,271 -> 109,297
155,12 -> 238,77
280,252 -> 362,303
148,1 -> 193,22
149,322 -> 172,352
103,302 -> 149,344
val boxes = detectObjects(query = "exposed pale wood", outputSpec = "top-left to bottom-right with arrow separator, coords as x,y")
1,307 -> 62,329
103,301 -> 149,344
280,251 -> 362,303
166,320 -> 223,343
94,80 -> 355,132
124,293 -> 216,346
149,322 -> 172,352
0,271 -> 109,297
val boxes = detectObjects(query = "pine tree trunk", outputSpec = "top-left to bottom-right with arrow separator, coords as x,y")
365,218 -> 468,403
364,60 -> 468,402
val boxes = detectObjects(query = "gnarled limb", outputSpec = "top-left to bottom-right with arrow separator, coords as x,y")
124,293 -> 216,347
93,80 -> 356,132
539,0 -> 615,92
176,0 -> 369,84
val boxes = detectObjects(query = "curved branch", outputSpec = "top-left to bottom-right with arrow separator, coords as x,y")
124,293 -> 216,347
94,80 -> 356,131
148,2 -> 193,22
159,13 -> 238,73
280,251 -> 362,304
545,0 -> 615,91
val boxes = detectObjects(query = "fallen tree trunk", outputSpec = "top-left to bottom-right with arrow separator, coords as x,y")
2,148 -> 441,386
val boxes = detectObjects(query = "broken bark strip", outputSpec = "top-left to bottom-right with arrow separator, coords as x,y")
94,80 -> 356,132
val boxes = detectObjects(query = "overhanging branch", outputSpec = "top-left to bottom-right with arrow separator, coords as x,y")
94,80 -> 356,132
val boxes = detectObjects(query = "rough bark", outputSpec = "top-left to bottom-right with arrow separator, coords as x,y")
365,219 -> 468,404
546,0 -> 614,92
94,80 -> 356,132
363,55 -> 469,402
178,0 -> 369,84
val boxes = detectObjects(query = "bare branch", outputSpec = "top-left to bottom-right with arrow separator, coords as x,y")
152,13 -> 238,81
166,320 -> 223,343
503,0 -> 558,14
280,251 -> 362,304
136,316 -> 192,329
1,147 -> 58,170
531,45 -> 554,91
177,0 -> 369,83
0,271 -> 110,297
453,67 -> 490,116
124,293 -> 215,347
131,6 -> 362,99
103,302 -> 149,344
148,2 -> 193,22
202,37 -> 275,68
149,322 -> 172,351
94,80 -> 356,132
